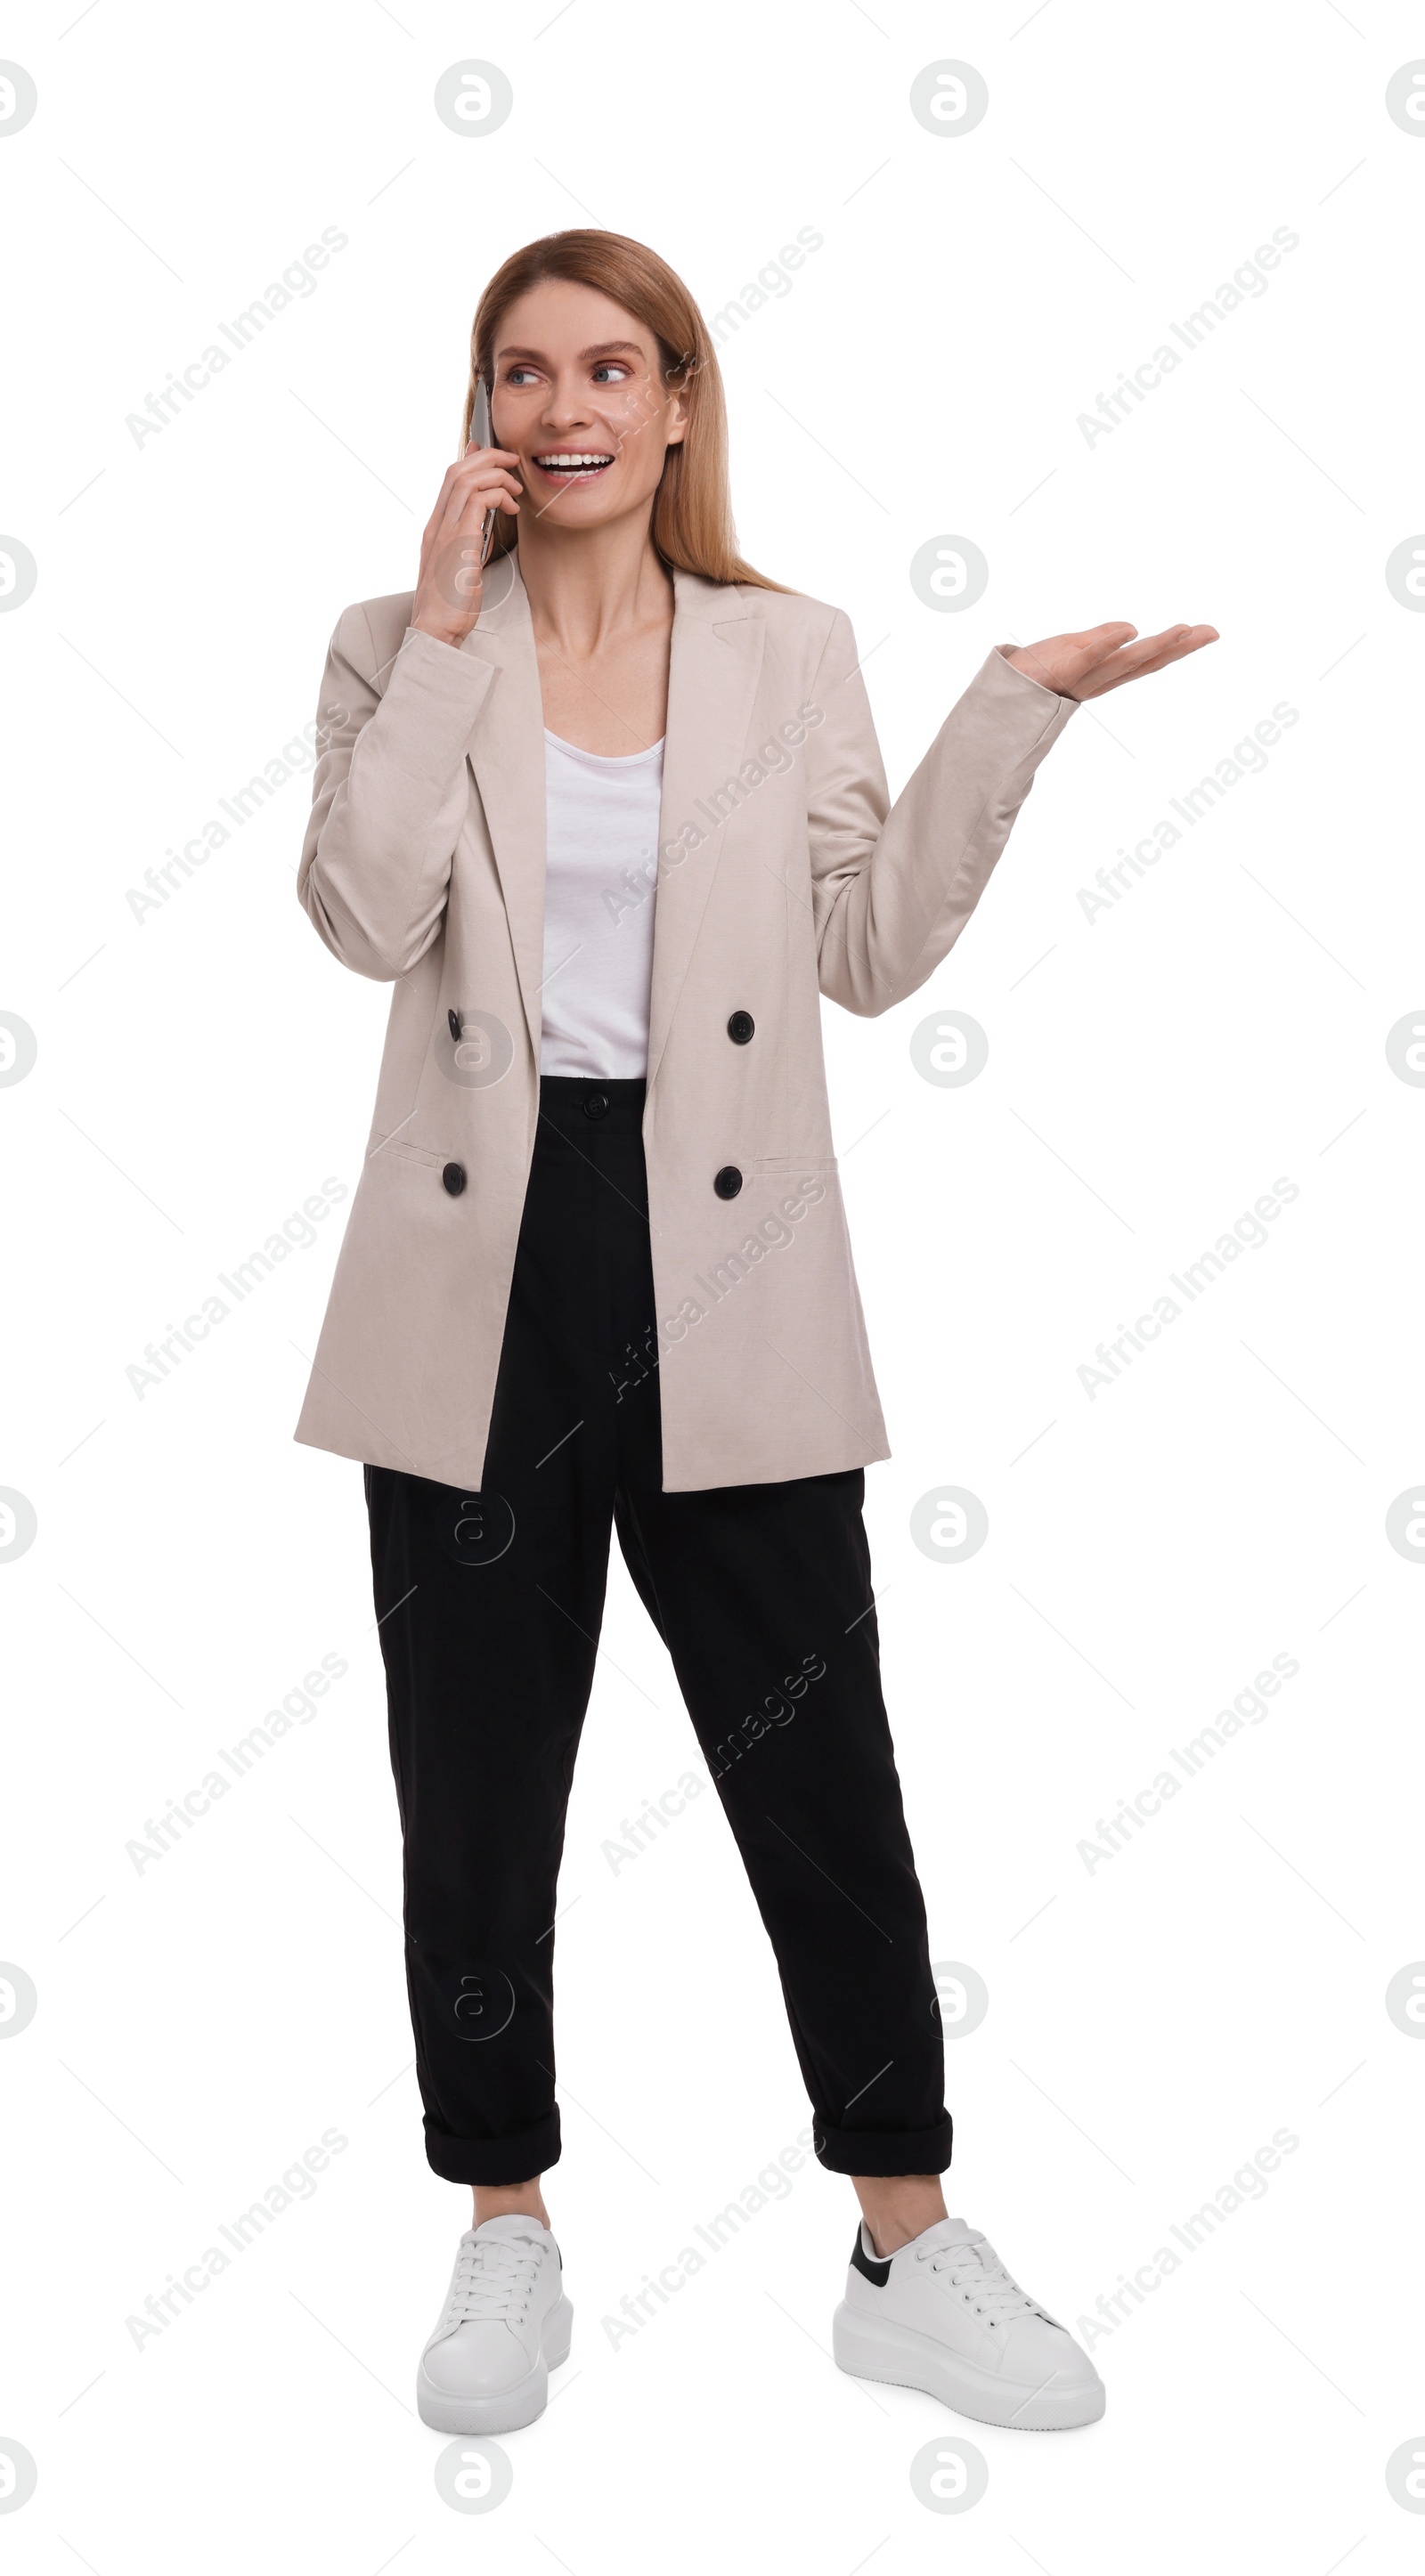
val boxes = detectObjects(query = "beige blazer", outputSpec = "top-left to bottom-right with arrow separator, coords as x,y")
293,557 -> 1075,1492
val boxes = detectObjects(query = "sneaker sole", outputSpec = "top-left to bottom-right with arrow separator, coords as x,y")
417,2294 -> 574,2434
832,2300 -> 1104,2431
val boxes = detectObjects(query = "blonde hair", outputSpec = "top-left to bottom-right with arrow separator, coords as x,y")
463,229 -> 787,592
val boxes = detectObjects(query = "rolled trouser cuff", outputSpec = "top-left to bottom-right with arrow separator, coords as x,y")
423,2109 -> 562,2186
812,2113 -> 953,2177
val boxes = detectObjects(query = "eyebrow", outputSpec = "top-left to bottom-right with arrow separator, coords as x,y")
494,339 -> 647,364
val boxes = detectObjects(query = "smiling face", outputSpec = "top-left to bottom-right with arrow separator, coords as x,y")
487,277 -> 688,539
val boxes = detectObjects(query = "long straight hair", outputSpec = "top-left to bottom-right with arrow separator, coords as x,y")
462,229 -> 787,592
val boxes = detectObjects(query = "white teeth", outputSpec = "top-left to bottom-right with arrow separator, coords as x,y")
535,452 -> 613,468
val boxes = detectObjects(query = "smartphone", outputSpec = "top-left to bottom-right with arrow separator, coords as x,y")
469,378 -> 497,568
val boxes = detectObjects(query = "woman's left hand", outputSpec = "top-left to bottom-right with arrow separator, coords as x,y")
1003,621 -> 1218,700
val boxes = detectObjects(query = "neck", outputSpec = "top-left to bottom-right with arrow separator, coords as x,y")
515,505 -> 672,655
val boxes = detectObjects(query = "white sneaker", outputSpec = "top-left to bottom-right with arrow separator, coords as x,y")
416,2214 -> 574,2434
833,2216 -> 1104,2430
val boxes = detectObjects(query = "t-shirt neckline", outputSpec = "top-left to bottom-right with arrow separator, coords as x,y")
544,728 -> 664,768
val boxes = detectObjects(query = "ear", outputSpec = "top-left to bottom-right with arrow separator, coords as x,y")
663,382 -> 690,449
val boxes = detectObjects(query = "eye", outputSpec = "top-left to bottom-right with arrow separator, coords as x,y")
591,363 -> 631,384
504,365 -> 539,386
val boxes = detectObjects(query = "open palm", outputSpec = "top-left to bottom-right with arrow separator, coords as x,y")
1005,620 -> 1218,701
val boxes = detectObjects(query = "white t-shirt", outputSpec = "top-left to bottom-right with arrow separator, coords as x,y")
539,729 -> 664,1078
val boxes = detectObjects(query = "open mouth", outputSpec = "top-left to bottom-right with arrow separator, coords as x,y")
533,451 -> 615,482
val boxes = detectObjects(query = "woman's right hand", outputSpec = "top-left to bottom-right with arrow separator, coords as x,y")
410,443 -> 523,648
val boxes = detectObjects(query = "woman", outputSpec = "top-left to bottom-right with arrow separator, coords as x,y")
295,229 -> 1214,2437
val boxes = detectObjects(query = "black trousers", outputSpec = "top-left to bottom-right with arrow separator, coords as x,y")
365,1076 -> 951,2185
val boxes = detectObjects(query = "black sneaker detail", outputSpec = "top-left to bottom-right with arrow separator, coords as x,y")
850,2226 -> 892,2288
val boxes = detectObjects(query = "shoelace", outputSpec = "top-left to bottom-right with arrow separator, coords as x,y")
442,2233 -> 543,2329
916,2229 -> 1046,2328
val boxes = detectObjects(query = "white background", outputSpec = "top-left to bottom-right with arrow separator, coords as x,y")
4,0 -> 1423,2565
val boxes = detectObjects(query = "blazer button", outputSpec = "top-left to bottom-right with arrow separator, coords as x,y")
442,1162 -> 467,1197
727,1011 -> 755,1044
447,1008 -> 461,1043
713,1165 -> 743,1200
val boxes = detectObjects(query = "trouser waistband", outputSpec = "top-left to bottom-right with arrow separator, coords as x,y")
535,1073 -> 647,1141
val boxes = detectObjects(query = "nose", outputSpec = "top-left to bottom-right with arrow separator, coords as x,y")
541,375 -> 594,432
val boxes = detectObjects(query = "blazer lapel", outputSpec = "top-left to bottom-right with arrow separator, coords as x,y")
460,552 -> 547,1068
647,567 -> 766,1093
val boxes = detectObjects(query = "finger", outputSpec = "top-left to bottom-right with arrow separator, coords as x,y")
1087,625 -> 1193,681
438,471 -> 522,540
1071,621 -> 1140,647
1113,622 -> 1217,671
452,461 -> 519,509
1122,626 -> 1217,679
453,478 -> 522,532
1079,628 -> 1218,695
454,469 -> 523,508
1030,622 -> 1140,687
430,451 -> 520,519
1125,622 -> 1196,656
1060,620 -> 1139,660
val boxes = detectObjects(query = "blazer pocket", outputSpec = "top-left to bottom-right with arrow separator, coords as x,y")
367,1133 -> 451,1171
752,1155 -> 838,1175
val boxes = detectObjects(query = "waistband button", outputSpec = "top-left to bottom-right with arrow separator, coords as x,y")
582,1091 -> 609,1121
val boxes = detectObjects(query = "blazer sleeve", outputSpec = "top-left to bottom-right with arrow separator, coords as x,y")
297,605 -> 496,982
803,609 -> 1078,1017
